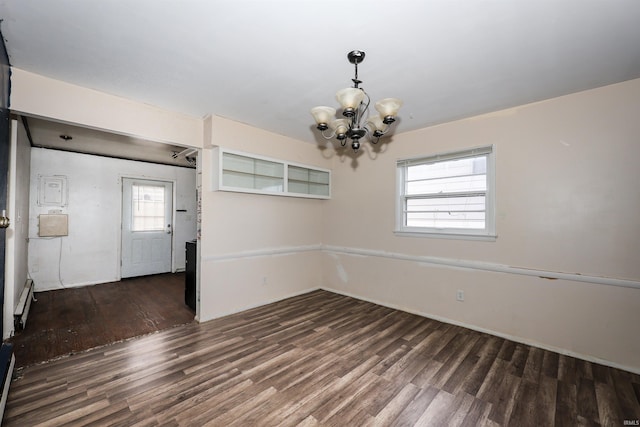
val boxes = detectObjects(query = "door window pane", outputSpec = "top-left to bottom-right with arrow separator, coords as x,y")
132,184 -> 165,231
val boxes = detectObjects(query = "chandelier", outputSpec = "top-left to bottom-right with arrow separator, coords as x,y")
311,50 -> 402,152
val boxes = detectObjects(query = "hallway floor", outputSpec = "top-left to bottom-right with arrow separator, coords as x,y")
8,272 -> 195,368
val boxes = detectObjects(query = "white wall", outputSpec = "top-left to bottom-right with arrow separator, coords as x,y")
322,78 -> 640,373
29,148 -> 197,291
3,119 -> 31,339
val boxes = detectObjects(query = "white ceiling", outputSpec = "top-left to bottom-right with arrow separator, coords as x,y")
1,0 -> 639,146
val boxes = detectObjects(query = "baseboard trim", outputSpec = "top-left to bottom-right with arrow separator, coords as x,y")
320,286 -> 640,376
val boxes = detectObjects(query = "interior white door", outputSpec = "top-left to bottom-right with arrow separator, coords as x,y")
121,178 -> 173,278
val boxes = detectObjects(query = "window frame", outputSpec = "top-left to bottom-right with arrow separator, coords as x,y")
395,145 -> 496,241
211,147 -> 331,199
130,183 -> 167,232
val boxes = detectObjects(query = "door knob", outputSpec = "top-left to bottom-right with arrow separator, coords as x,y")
0,210 -> 9,229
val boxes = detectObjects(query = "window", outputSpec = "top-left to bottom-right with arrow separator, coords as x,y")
131,184 -> 166,231
212,148 -> 331,199
222,152 -> 284,192
396,146 -> 495,239
287,165 -> 330,197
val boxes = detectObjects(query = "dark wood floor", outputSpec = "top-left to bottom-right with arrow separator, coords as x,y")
4,289 -> 640,426
8,272 -> 195,368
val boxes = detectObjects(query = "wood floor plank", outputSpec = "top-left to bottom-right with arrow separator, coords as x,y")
487,372 -> 521,425
4,289 -> 637,426
595,380 -> 626,425
369,383 -> 421,426
577,376 -> 602,424
460,396 -> 494,427
555,380 -> 578,427
390,385 -> 440,426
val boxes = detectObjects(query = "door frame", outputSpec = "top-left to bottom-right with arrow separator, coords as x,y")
0,27 -> 11,342
118,174 -> 177,280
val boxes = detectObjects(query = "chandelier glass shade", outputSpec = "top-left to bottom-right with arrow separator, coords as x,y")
311,50 -> 402,152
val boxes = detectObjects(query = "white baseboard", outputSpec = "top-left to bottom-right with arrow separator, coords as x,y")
320,286 -> 640,376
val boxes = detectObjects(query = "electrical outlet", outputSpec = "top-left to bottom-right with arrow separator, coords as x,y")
456,290 -> 464,302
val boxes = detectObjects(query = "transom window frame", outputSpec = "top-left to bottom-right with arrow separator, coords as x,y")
211,147 -> 331,199
395,145 -> 496,241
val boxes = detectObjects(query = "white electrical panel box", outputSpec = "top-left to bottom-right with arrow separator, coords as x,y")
39,214 -> 69,237
38,175 -> 68,207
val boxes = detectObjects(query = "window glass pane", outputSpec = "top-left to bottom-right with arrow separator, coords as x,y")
132,184 -> 165,231
288,166 -> 309,182
309,169 -> 330,184
288,165 -> 329,195
255,176 -> 284,192
223,170 -> 255,189
407,157 -> 486,195
408,157 -> 486,180
406,211 -> 485,229
406,196 -> 486,229
222,153 -> 284,191
407,174 -> 486,195
309,182 -> 330,196
223,152 -> 254,174
406,196 -> 486,212
289,181 -> 310,194
255,158 -> 284,178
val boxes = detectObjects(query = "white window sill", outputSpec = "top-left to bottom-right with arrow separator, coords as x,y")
393,230 -> 497,242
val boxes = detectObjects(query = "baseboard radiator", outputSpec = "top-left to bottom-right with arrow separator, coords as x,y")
14,279 -> 34,332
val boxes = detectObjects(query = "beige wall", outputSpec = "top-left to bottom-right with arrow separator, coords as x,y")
323,78 -> 640,372
198,116 -> 331,321
10,68 -> 203,148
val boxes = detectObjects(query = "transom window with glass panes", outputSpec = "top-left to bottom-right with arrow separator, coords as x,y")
213,148 -> 330,199
222,152 -> 285,192
396,146 -> 495,239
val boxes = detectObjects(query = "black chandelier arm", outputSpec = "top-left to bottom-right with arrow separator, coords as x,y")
356,91 -> 371,129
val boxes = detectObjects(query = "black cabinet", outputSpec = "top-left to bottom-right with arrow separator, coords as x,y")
185,240 -> 197,311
